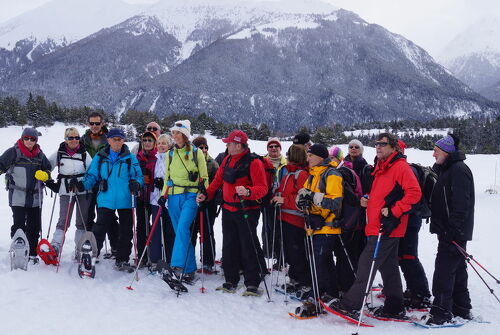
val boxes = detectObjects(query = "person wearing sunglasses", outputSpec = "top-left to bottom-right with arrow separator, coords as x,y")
74,128 -> 144,271
0,127 -> 52,263
331,133 -> 421,321
157,120 -> 208,282
45,127 -> 92,259
131,121 -> 162,155
191,136 -> 219,273
135,131 -> 158,266
344,139 -> 368,185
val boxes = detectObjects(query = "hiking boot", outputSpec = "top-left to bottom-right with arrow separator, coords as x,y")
328,300 -> 360,319
29,256 -> 39,265
295,286 -> 313,301
372,306 -> 408,320
216,282 -> 238,293
295,301 -> 321,317
242,286 -> 262,297
452,306 -> 472,320
320,293 -> 339,307
114,261 -> 132,271
422,314 -> 452,326
182,272 -> 196,285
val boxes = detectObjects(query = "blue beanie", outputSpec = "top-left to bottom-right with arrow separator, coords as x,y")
107,128 -> 126,139
435,135 -> 456,153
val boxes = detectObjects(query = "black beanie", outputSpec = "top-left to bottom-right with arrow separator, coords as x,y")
293,132 -> 310,145
308,144 -> 329,159
192,136 -> 208,148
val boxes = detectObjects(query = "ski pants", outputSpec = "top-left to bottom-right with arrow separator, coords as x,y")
87,190 -> 119,251
136,198 -> 151,261
334,230 -> 366,292
150,205 -> 175,264
282,221 -> 311,288
93,207 -> 133,263
430,239 -> 471,320
313,234 -> 339,298
342,236 -> 404,314
192,201 -> 217,267
398,215 -> 430,298
167,193 -> 198,274
222,208 -> 266,288
11,206 -> 41,256
51,194 -> 90,252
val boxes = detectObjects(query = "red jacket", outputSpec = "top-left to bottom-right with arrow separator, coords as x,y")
206,149 -> 268,212
365,151 -> 421,237
136,148 -> 157,202
275,163 -> 309,229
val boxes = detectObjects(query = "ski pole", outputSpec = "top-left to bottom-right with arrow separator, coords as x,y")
338,234 -> 357,280
160,214 -> 166,262
453,241 -> 500,304
199,209 -> 206,293
127,186 -> 170,290
352,229 -> 382,335
237,194 -> 271,302
303,209 -> 321,315
277,204 -> 289,304
38,181 -> 43,243
143,186 -> 152,265
56,190 -> 75,273
269,204 -> 277,302
452,241 -> 500,284
204,207 -> 218,274
46,191 -> 58,239
131,193 -> 138,266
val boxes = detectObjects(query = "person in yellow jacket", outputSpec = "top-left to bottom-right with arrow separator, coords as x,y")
296,143 -> 343,302
158,120 -> 208,281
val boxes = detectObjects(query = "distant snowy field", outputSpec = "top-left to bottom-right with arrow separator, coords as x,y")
0,123 -> 499,335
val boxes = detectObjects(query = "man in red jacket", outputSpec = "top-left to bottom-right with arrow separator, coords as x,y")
332,133 -> 421,319
197,130 -> 268,296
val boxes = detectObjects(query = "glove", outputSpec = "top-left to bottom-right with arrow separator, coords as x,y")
35,170 -> 49,182
312,192 -> 325,206
154,177 -> 164,190
380,209 -> 400,235
45,179 -> 59,193
143,175 -> 151,184
157,196 -> 167,208
296,188 -> 313,210
129,180 -> 141,193
68,178 -> 85,192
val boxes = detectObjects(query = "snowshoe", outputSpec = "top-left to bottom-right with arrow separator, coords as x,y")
216,282 -> 239,293
365,306 -> 410,322
242,286 -> 263,297
411,314 -> 467,328
294,301 -> 321,318
319,299 -> 374,327
156,260 -> 188,293
10,229 -> 29,271
36,238 -> 58,265
114,261 -> 135,273
76,232 -> 97,278
180,272 -> 197,286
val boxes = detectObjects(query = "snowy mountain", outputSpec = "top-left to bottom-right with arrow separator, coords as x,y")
0,1 -> 499,130
441,16 -> 500,102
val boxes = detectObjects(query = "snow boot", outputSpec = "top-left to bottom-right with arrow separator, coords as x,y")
216,282 -> 239,293
242,286 -> 263,297
295,301 -> 321,318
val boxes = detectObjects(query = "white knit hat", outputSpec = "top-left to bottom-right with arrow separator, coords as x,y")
170,120 -> 191,139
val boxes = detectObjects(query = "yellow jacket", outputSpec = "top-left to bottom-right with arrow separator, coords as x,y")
303,159 -> 343,235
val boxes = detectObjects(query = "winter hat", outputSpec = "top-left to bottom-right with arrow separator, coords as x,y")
293,132 -> 311,145
348,139 -> 364,154
142,131 -> 157,141
435,135 -> 456,153
267,137 -> 281,148
308,144 -> 329,159
222,130 -> 248,145
397,139 -> 407,154
328,146 -> 343,161
170,120 -> 191,139
192,136 -> 208,148
106,128 -> 126,139
21,127 -> 39,141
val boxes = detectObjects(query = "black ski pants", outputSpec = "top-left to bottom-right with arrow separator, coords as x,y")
11,206 -> 41,256
342,236 -> 404,314
93,207 -> 133,263
430,239 -> 471,320
398,215 -> 430,298
222,208 -> 266,288
136,198 -> 151,261
282,221 -> 311,287
334,229 -> 366,292
87,191 -> 119,251
150,205 -> 175,264
313,234 -> 339,298
192,201 -> 217,267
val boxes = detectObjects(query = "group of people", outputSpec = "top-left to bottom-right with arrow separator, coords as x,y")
0,113 -> 476,326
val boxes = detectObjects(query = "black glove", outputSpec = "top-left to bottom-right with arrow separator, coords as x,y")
129,180 -> 141,193
69,178 -> 85,192
157,196 -> 167,208
380,210 -> 400,235
45,179 -> 59,193
296,188 -> 313,210
154,177 -> 164,190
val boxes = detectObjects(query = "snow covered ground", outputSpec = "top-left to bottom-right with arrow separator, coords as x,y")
0,123 -> 499,335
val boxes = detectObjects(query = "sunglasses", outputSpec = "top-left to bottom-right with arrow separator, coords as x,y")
66,136 -> 80,141
142,138 -> 154,143
22,136 -> 37,142
175,123 -> 188,129
349,145 -> 360,149
89,122 -> 101,126
268,145 -> 280,149
146,127 -> 158,132
198,145 -> 208,150
375,142 -> 389,147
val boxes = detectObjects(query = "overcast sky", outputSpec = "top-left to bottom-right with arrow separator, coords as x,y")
0,0 -> 498,58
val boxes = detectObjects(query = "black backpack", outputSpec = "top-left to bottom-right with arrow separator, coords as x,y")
335,166 -> 362,232
409,163 -> 438,219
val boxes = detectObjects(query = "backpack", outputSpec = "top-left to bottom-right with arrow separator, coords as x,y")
409,163 -> 438,219
335,166 -> 362,232
222,152 -> 275,206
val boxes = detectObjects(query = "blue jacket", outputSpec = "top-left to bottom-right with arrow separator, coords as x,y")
82,144 -> 143,209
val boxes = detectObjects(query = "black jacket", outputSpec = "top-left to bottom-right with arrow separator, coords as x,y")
430,151 -> 474,241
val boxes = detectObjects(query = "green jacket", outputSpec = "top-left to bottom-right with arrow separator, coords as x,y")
206,154 -> 219,183
82,128 -> 108,158
162,144 -> 208,195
